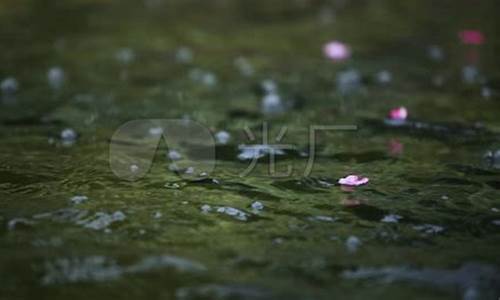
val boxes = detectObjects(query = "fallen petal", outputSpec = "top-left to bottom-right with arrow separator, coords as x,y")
338,175 -> 369,186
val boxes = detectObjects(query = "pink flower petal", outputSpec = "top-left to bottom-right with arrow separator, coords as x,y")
388,107 -> 408,121
338,175 -> 369,186
323,41 -> 351,61
459,30 -> 485,45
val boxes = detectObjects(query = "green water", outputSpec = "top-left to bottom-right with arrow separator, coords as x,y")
1,1 -> 500,299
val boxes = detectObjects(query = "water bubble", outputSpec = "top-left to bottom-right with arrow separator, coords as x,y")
260,79 -> 278,94
200,204 -> 212,213
481,86 -> 493,99
345,235 -> 361,253
427,45 -> 444,61
148,127 -> 163,136
115,48 -> 135,65
215,130 -> 231,145
130,164 -> 140,173
1,77 -> 19,95
60,128 -> 77,140
336,69 -> 361,95
167,150 -> 182,161
78,211 -> 126,231
375,70 -> 392,85
189,69 -> 217,87
184,166 -> 195,174
251,201 -> 264,211
234,57 -> 254,77
70,195 -> 88,205
462,65 -> 479,84
47,66 -> 65,90
380,214 -> 402,223
175,47 -> 193,64
261,93 -> 284,115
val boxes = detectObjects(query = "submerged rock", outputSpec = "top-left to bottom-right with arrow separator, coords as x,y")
216,206 -> 249,221
41,256 -> 121,285
365,118 -> 498,143
200,203 -> 252,221
32,237 -> 64,248
7,218 -> 35,230
33,208 -> 89,223
308,215 -> 336,222
176,284 -> 272,300
126,255 -> 206,273
484,150 -> 500,169
77,211 -> 126,230
413,224 -> 444,235
342,263 -> 500,300
41,255 -> 205,285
